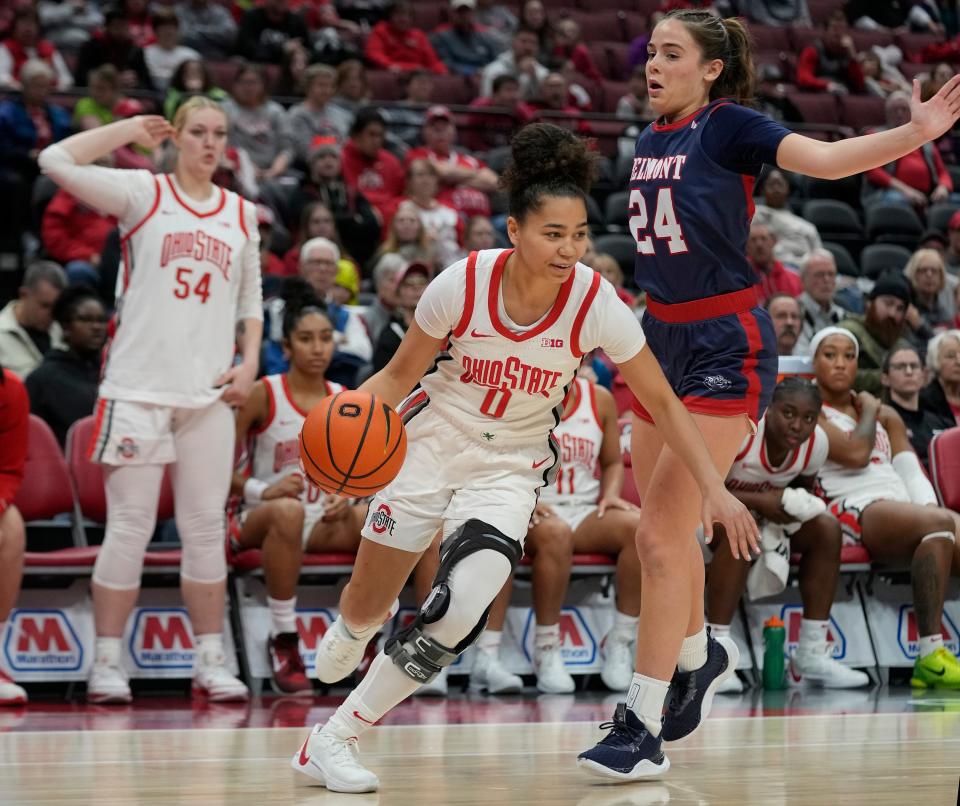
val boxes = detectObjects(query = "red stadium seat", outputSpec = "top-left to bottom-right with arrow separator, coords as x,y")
850,30 -> 895,51
896,31 -> 947,60
566,9 -> 623,43
430,73 -> 480,106
23,545 -> 183,573
599,79 -> 630,114
587,41 -> 631,81
13,415 -> 74,522
929,427 -> 960,511
785,92 -> 840,125
65,416 -> 175,527
839,94 -> 887,131
750,25 -> 792,53
367,70 -> 404,101
788,27 -> 820,52
789,544 -> 872,570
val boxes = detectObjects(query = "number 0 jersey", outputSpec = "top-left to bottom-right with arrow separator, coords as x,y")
411,249 -> 646,450
539,377 -> 603,507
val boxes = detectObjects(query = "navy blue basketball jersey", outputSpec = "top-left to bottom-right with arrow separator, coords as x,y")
629,99 -> 790,305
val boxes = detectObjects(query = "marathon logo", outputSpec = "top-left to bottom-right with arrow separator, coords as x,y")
523,607 -> 597,666
129,609 -> 195,670
783,606 -> 846,659
897,606 -> 959,659
369,503 -> 397,537
4,610 -> 83,672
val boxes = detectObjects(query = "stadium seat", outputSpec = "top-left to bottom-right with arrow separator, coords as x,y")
788,26 -> 820,52
804,174 -> 863,212
367,70 -> 404,102
801,199 -> 864,255
65,416 -> 175,530
430,73 -> 480,106
839,95 -> 887,132
895,31 -> 946,60
566,9 -> 623,42
850,30 -> 895,51
785,92 -> 840,125
926,202 -> 960,234
865,203 -> 923,248
750,25 -> 792,52
603,189 -> 630,233
586,41 -> 631,81
593,233 -> 637,279
599,79 -> 630,114
859,243 -> 913,279
929,427 -> 960,510
13,415 -> 75,524
585,194 -> 605,231
822,241 -> 860,278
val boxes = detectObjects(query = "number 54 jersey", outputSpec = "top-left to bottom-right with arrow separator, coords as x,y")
101,173 -> 263,408
412,249 -> 646,450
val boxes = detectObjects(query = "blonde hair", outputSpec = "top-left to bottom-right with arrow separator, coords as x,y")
904,248 -> 946,293
172,95 -> 227,132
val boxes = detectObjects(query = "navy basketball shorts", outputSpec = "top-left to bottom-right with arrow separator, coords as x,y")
630,287 -> 778,426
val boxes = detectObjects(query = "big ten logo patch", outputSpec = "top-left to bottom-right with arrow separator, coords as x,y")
897,606 -> 960,659
391,608 -> 467,667
129,609 -> 195,670
369,503 -> 397,537
295,609 -> 335,672
540,337 -> 564,349
782,606 -> 846,660
522,608 -> 597,666
4,610 -> 83,672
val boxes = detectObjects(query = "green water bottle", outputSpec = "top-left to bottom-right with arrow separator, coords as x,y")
762,616 -> 786,690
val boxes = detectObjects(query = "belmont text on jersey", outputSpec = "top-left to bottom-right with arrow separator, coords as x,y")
160,230 -> 234,280
459,354 -> 564,398
630,154 -> 688,182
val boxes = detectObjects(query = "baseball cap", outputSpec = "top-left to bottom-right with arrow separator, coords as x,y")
450,0 -> 476,8
949,210 -> 960,231
309,135 -> 340,158
397,261 -> 432,285
425,105 -> 453,124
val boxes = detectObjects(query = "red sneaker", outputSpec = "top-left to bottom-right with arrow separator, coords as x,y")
268,633 -> 312,695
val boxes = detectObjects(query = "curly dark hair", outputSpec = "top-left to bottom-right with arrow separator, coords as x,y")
280,277 -> 331,339
771,375 -> 821,408
500,123 -> 600,221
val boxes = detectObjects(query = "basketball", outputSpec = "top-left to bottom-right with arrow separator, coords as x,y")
299,390 -> 407,496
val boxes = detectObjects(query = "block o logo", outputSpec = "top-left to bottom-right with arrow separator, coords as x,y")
4,610 -> 83,672
130,609 -> 195,670
896,606 -> 959,660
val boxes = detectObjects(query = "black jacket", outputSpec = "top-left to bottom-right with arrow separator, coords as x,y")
24,348 -> 100,446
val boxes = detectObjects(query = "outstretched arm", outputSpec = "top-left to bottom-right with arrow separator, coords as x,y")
777,77 -> 960,180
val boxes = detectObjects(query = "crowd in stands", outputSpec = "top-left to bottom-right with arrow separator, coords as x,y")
2,0 -> 960,701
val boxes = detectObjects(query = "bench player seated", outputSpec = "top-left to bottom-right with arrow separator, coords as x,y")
232,280 -> 366,694
707,377 -> 870,691
468,374 -> 644,694
813,328 -> 960,690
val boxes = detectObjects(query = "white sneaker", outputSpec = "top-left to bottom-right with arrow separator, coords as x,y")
87,662 -> 132,704
291,724 -> 379,793
534,644 -> 575,694
469,647 -> 523,694
599,632 -> 634,692
716,672 -> 745,694
788,645 -> 871,689
414,666 -> 449,697
0,670 -> 27,706
193,653 -> 250,702
315,601 -> 399,685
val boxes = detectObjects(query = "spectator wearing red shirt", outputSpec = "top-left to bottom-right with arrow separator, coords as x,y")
551,18 -> 602,84
405,105 -> 498,221
747,222 -> 803,305
364,1 -> 448,74
797,11 -> 865,94
340,108 -> 406,221
121,0 -> 155,49
0,366 -> 28,706
0,7 -> 73,91
866,91 -> 958,209
41,188 -> 118,288
463,74 -> 533,152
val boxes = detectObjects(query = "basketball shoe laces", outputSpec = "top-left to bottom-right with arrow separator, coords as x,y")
597,703 -> 646,747
323,733 -> 365,768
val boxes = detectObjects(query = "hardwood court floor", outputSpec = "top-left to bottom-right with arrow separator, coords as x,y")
2,691 -> 959,805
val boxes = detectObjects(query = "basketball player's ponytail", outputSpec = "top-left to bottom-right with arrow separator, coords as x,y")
280,276 -> 331,339
500,123 -> 601,222
665,10 -> 756,106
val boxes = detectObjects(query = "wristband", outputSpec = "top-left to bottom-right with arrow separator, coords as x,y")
243,478 -> 269,506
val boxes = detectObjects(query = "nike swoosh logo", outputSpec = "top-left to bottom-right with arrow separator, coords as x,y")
929,666 -> 947,676
298,736 -> 310,765
470,329 -> 494,338
532,458 -> 550,469
353,709 -> 375,724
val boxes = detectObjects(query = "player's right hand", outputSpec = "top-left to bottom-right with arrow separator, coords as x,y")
702,483 -> 760,561
131,115 -> 176,149
263,474 -> 305,500
854,390 -> 880,416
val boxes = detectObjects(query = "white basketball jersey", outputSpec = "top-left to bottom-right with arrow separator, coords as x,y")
101,174 -> 256,407
410,249 -> 645,454
817,405 -> 909,503
247,375 -> 344,520
540,378 -> 603,507
726,416 -> 829,494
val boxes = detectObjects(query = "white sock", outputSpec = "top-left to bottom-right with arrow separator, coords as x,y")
798,618 -> 830,652
535,623 -> 560,652
94,636 -> 122,667
323,651 -> 422,740
677,626 -> 708,672
477,629 -> 502,654
611,610 -> 639,641
707,622 -> 731,639
341,616 -> 379,642
919,634 -> 944,659
195,633 -> 224,665
626,672 -> 670,737
267,595 -> 297,637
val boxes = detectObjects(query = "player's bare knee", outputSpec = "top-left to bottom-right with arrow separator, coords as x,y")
532,521 -> 573,562
269,498 -> 305,543
633,522 -> 676,570
0,506 -> 25,554
811,514 -> 842,557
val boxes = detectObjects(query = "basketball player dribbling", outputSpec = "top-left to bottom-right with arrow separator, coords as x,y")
38,100 -> 263,704
578,9 -> 960,782
291,123 -> 760,793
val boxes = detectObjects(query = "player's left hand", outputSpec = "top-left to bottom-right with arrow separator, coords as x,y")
911,74 -> 960,142
701,483 -> 760,562
216,362 -> 257,407
321,495 -> 350,521
596,495 -> 639,518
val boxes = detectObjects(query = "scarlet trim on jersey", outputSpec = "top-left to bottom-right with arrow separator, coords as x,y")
571,270 -> 602,357
587,380 -> 601,427
651,103 -> 710,132
736,309 -> 763,423
487,249 -> 574,342
120,175 -> 162,244
88,399 -> 115,461
646,286 -> 759,323
251,377 -> 277,435
238,199 -> 249,238
633,394 -> 763,423
799,433 -> 816,473
452,251 -> 478,338
398,389 -> 429,424
163,174 -> 227,219
735,432 -> 755,462
280,374 -> 309,417
560,381 -> 581,422
741,175 -> 756,220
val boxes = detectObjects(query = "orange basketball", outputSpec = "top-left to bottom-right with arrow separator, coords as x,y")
299,390 -> 407,496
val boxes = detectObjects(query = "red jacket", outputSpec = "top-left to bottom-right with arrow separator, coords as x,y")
796,44 -> 865,93
41,189 -> 117,264
340,139 -> 406,219
364,22 -> 448,73
0,369 -> 28,518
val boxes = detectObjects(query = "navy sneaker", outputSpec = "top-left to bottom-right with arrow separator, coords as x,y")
577,702 -> 670,781
661,631 -> 739,742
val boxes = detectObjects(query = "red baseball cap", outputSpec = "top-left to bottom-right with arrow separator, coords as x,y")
425,105 -> 453,124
